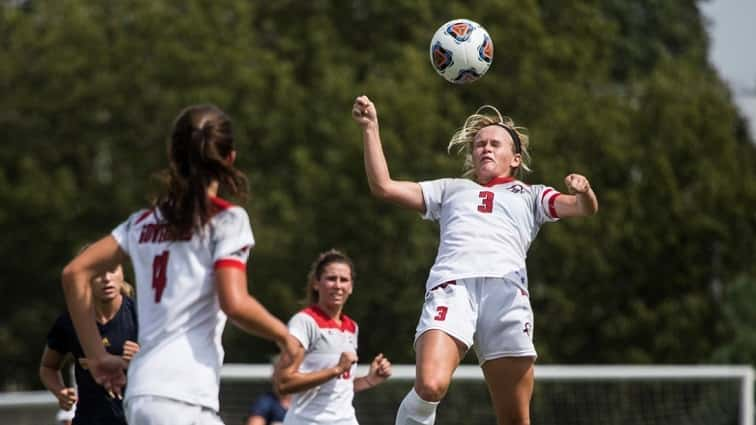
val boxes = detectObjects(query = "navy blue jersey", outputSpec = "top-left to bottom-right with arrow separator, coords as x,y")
46,296 -> 137,425
248,391 -> 287,424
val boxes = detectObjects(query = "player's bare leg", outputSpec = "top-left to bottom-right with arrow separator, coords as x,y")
395,330 -> 467,425
481,356 -> 535,425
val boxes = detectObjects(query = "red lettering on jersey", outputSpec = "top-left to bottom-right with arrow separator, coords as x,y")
434,306 -> 449,321
152,251 -> 170,303
477,191 -> 494,213
139,223 -> 191,244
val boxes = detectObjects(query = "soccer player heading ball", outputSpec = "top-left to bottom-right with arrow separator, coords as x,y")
352,95 -> 598,425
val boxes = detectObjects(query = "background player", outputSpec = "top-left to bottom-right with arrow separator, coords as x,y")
275,249 -> 392,425
40,263 -> 138,425
245,356 -> 292,425
352,95 -> 598,425
61,104 -> 300,425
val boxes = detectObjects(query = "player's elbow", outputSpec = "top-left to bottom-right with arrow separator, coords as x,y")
219,297 -> 245,320
368,182 -> 390,200
369,180 -> 399,201
273,374 -> 296,395
61,262 -> 81,291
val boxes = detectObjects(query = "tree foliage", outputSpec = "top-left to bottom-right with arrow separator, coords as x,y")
1,0 -> 754,389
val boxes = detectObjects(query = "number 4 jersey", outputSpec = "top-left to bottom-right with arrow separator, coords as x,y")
419,176 -> 561,292
111,197 -> 254,412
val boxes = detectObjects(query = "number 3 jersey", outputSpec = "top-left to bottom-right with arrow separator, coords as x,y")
111,197 -> 254,412
284,305 -> 359,425
419,176 -> 561,291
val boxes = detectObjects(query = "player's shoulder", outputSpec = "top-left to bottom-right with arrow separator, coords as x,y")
339,312 -> 358,333
488,177 -> 552,196
121,296 -> 137,315
422,177 -> 478,194
132,208 -> 156,225
298,306 -> 357,333
52,310 -> 74,332
210,197 -> 249,220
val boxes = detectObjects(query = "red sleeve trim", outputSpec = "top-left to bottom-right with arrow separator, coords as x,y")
134,209 -> 154,225
214,259 -> 246,271
541,188 -> 554,203
548,193 -> 561,218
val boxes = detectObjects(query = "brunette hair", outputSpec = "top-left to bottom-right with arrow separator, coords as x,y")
157,104 -> 248,238
305,249 -> 355,304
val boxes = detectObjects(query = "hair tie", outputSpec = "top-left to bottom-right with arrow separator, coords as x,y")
495,123 -> 522,154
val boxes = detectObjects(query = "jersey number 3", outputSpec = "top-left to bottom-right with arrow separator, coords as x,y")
152,251 -> 170,303
478,191 -> 494,213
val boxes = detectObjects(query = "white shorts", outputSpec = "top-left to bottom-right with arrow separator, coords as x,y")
283,412 -> 359,425
414,275 -> 536,363
125,395 -> 224,425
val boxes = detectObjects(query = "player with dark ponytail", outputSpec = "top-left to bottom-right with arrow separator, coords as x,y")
62,104 -> 300,425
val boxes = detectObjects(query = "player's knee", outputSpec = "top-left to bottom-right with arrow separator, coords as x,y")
414,378 -> 449,402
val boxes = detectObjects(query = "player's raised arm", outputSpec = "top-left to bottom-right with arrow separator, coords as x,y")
352,95 -> 425,213
61,236 -> 128,398
554,173 -> 599,218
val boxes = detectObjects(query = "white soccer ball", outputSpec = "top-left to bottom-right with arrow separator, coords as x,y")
429,19 -> 494,84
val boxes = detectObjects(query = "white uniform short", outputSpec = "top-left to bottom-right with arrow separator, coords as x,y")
125,395 -> 225,425
414,275 -> 537,363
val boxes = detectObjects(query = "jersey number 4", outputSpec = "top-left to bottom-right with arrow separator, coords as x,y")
478,191 -> 494,213
152,251 -> 170,303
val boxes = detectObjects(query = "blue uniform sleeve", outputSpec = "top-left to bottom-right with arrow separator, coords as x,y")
46,313 -> 71,354
127,296 -> 139,341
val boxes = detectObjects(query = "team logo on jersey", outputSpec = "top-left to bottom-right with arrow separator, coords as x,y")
507,184 -> 525,194
228,245 -> 250,260
101,337 -> 111,347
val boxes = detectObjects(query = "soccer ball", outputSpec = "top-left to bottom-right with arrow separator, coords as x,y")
429,19 -> 494,84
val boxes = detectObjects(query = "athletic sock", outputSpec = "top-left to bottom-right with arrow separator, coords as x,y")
395,388 -> 440,425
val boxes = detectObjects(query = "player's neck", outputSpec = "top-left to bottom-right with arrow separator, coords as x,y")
207,180 -> 219,198
94,294 -> 123,324
317,303 -> 344,323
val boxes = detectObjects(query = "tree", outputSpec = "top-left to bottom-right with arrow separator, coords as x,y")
0,0 -> 754,389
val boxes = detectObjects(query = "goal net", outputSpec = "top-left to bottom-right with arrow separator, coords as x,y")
219,364 -> 754,425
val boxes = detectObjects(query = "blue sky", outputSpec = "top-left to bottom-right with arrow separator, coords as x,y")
700,0 -> 756,139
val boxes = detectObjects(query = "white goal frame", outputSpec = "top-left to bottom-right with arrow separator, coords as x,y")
222,363 -> 754,425
2,364 -> 752,425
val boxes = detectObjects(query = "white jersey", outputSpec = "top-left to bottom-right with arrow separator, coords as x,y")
419,176 -> 561,291
284,306 -> 359,425
112,197 -> 254,412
